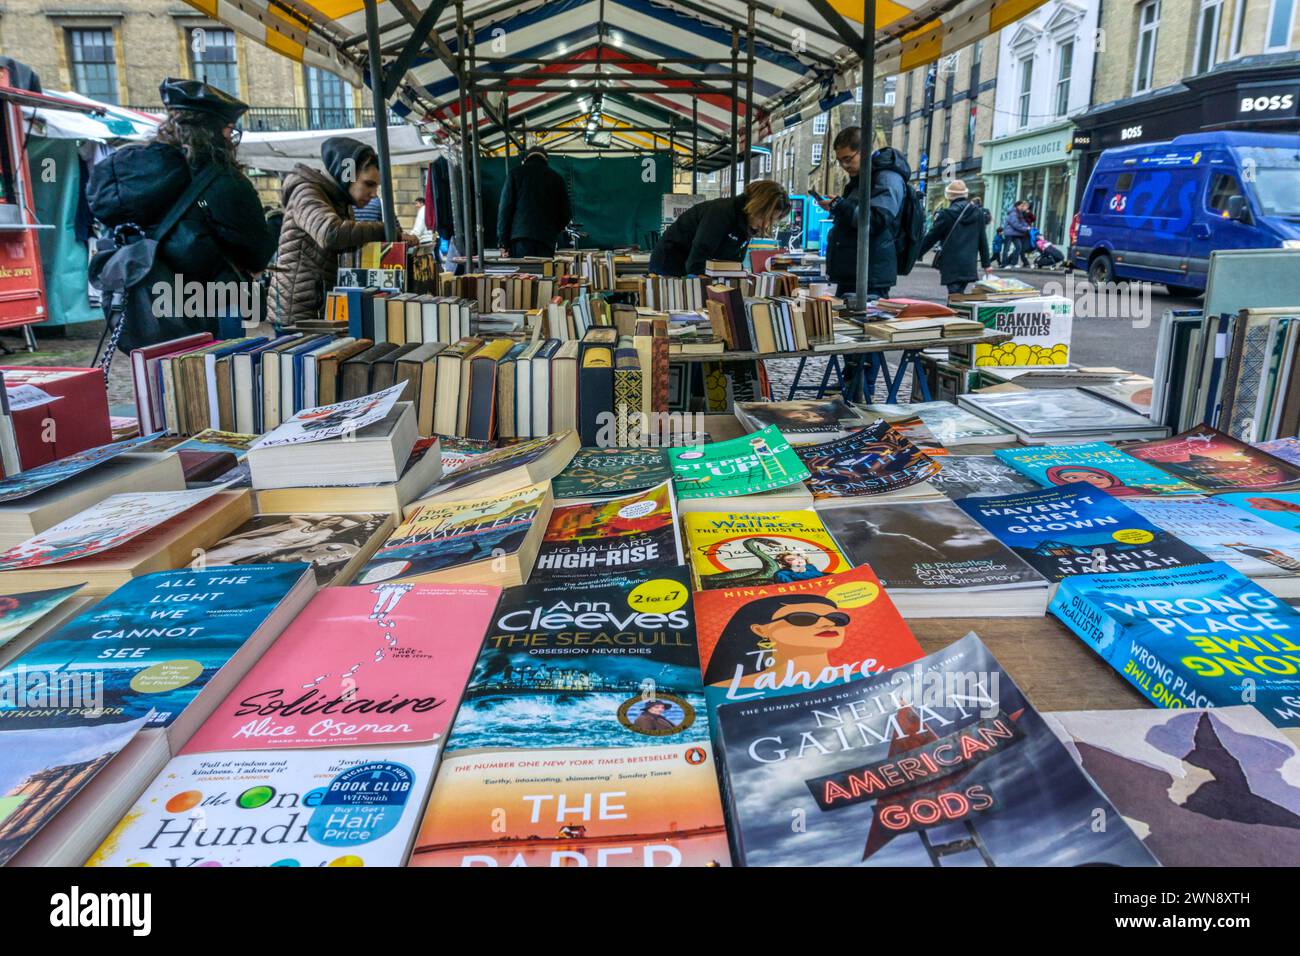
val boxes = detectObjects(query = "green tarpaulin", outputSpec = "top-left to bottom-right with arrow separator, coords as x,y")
29,136 -> 98,328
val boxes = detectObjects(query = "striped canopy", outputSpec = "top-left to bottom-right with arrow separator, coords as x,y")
185,0 -> 1046,159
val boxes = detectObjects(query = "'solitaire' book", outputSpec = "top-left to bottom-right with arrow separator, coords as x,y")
795,420 -> 940,502
692,564 -> 920,710
1128,425 -> 1300,491
182,583 -> 499,753
716,631 -> 1157,866
956,486 -> 1209,586
669,425 -> 810,500
532,481 -> 681,583
1049,561 -> 1300,742
683,509 -> 850,591
995,442 -> 1200,497
550,446 -> 673,499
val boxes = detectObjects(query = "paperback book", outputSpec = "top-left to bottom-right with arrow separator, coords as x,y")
669,426 -> 810,500
533,482 -> 681,583
0,584 -> 83,655
550,447 -> 673,499
0,432 -> 161,504
795,420 -> 940,501
927,455 -> 1039,500
1255,437 -> 1300,467
198,512 -> 394,587
733,398 -> 867,443
995,442 -> 1200,497
684,509 -> 850,591
1216,491 -> 1300,533
417,430 -> 579,502
958,389 -> 1168,443
1128,425 -> 1300,490
862,400 -> 1014,445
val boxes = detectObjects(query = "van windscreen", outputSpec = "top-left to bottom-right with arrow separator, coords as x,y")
1236,146 -> 1300,218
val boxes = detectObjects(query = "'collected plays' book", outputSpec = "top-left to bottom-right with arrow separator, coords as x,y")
926,454 -> 1040,500
795,420 -> 940,502
669,426 -> 810,500
532,481 -> 681,583
684,509 -> 850,591
716,631 -> 1156,866
1128,425 -> 1300,491
995,442 -> 1200,497
549,446 -> 673,499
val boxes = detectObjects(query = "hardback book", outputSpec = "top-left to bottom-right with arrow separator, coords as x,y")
182,582 -> 497,754
317,338 -> 376,406
1128,424 -> 1300,491
927,454 -> 1040,501
467,338 -> 517,441
432,337 -> 484,437
873,297 -> 958,319
1255,437 -> 1300,467
550,446 -> 673,499
86,742 -> 442,867
669,425 -> 810,500
235,335 -> 300,433
819,499 -> 1050,617
494,342 -> 528,440
613,345 -> 644,446
733,397 -> 869,444
357,481 -> 553,587
249,402 -> 418,490
549,339 -> 582,433
795,420 -> 942,504
369,341 -> 419,393
340,341 -> 399,401
252,435 -> 441,515
172,429 -> 255,486
861,400 -> 1015,446
956,486 -> 1209,589
533,481 -> 681,583
131,333 -> 212,435
692,564 -> 920,710
578,335 -> 615,446
683,509 -> 850,591
958,388 -> 1170,443
414,430 -> 579,504
197,512 -> 396,588
1045,706 -> 1300,867
530,338 -> 562,439
1049,561 -> 1300,743
1216,491 -> 1300,533
0,583 -> 85,668
716,632 -> 1157,866
860,315 -> 982,342
994,442 -> 1201,497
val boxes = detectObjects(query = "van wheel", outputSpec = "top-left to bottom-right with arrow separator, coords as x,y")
1165,283 -> 1202,299
1088,253 -> 1114,284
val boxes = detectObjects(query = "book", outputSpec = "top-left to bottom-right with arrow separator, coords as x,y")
675,480 -> 815,514
250,402 -> 418,491
692,564 -> 921,709
860,400 -> 1015,446
131,334 -> 213,435
1045,706 -> 1300,867
1049,561 -> 1300,743
958,389 -> 1169,443
956,486 -> 1210,587
795,421 -> 941,503
467,338 -> 516,441
197,512 -> 396,588
0,432 -> 162,506
1216,491 -> 1300,534
550,446 -> 673,499
683,509 -> 850,591
733,398 -> 869,443
252,435 -> 442,515
926,454 -> 1040,501
1255,437 -> 1300,467
716,632 -> 1156,866
1128,425 -> 1300,491
0,583 -> 85,667
182,583 -> 497,754
577,337 -> 614,445
860,316 -> 982,342
669,426 -> 810,500
994,442 -> 1201,497
820,499 -> 1050,617
415,430 -> 578,504
533,481 -> 681,583
340,342 -> 399,401
357,481 -> 553,587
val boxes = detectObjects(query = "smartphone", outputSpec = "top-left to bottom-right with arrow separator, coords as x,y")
809,189 -> 825,202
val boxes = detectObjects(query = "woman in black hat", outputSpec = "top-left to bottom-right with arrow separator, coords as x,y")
87,78 -> 276,350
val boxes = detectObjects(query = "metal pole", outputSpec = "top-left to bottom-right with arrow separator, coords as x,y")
468,24 -> 486,270
363,0 -> 398,241
691,96 -> 699,194
455,3 -> 473,269
918,62 -> 937,198
744,1 -> 755,188
730,28 -> 739,197
854,0 -> 876,302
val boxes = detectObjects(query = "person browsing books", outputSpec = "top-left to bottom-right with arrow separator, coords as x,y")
497,146 -> 572,258
649,180 -> 790,276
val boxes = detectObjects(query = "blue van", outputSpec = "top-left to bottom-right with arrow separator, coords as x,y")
1070,131 -> 1300,295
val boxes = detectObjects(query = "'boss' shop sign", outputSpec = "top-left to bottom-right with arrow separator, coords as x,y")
1236,85 -> 1299,118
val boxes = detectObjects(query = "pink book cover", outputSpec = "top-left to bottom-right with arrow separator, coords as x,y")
181,582 -> 499,754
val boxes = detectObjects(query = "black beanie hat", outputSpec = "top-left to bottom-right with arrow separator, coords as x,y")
321,136 -> 379,193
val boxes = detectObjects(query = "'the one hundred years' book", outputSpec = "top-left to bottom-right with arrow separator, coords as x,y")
1049,561 -> 1300,741
683,509 -> 850,591
795,420 -> 940,501
532,482 -> 681,583
1128,425 -> 1300,490
669,425 -> 810,500
692,565 -> 920,710
957,486 -> 1209,585
995,442 -> 1200,497
925,454 -> 1039,500
716,632 -> 1156,866
550,446 -> 673,499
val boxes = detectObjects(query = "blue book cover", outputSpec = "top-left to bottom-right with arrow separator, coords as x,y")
994,442 -> 1199,497
1050,561 -> 1300,733
1217,491 -> 1300,534
957,486 -> 1209,583
0,564 -> 310,731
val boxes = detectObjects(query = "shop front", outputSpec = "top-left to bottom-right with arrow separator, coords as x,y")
980,121 -> 1077,247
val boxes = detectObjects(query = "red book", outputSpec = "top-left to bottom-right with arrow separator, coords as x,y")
876,297 -> 958,318
2,367 -> 111,468
1128,424 -> 1300,491
129,333 -> 213,434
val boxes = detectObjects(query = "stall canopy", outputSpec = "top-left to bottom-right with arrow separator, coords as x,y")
24,91 -> 158,142
239,123 -> 444,170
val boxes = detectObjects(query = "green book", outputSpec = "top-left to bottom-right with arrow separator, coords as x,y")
551,447 -> 673,499
669,425 -> 810,500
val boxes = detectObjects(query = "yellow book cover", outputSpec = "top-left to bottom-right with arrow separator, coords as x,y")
682,509 -> 850,591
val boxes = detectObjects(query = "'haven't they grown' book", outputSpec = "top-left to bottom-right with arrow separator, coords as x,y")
716,631 -> 1156,866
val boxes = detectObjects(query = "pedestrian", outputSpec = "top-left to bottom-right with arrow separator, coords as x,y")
1002,199 -> 1033,267
87,78 -> 277,352
409,198 -> 434,244
271,136 -> 417,326
649,179 -> 790,276
991,226 -> 1005,265
816,126 -> 911,299
972,195 -> 993,227
497,145 -> 572,258
917,179 -> 992,298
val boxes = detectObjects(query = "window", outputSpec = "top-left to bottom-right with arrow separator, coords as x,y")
966,106 -> 977,161
189,27 -> 238,97
1266,0 -> 1296,51
1134,1 -> 1161,94
1055,41 -> 1074,117
811,143 -> 823,166
1230,0 -> 1249,55
305,67 -> 351,129
1194,0 -> 1224,74
883,77 -> 897,107
1208,172 -> 1244,214
761,152 -> 772,174
1017,57 -> 1034,128
812,113 -> 827,135
67,29 -> 118,104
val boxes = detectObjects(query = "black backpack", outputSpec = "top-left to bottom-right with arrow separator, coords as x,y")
894,182 -> 926,276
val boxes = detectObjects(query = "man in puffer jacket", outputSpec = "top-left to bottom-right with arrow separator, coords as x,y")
271,137 -> 414,326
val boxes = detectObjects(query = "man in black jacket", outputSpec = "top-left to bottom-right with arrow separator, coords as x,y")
918,179 -> 992,297
497,146 -> 572,257
818,126 -> 911,299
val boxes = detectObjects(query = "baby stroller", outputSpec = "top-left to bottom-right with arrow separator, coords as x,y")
1031,228 -> 1065,269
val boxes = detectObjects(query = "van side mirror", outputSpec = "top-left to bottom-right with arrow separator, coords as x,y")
1227,195 -> 1249,222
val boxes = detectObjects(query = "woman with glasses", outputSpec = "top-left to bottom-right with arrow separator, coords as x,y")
700,592 -> 852,692
649,179 -> 791,276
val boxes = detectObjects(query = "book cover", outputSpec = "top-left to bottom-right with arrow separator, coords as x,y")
692,564 -> 920,709
1046,706 -> 1300,867
533,482 -> 681,583
1217,491 -> 1300,534
927,455 -> 1040,500
0,432 -> 161,504
551,447 -> 673,499
418,431 -> 576,500
820,499 -> 1046,593
356,482 -> 548,584
733,398 -> 866,440
1049,562 -> 1300,736
251,382 -> 407,449
862,400 -> 1013,444
960,389 -> 1158,436
1125,495 -> 1300,579
717,632 -> 1156,866
669,426 -> 810,500
86,743 -> 440,867
957,486 -> 1210,583
1255,437 -> 1300,467
199,513 -> 391,587
182,583 -> 497,753
1129,425 -> 1300,491
795,421 -> 940,500
684,510 -> 849,591
0,584 -> 82,652
994,442 -> 1200,497
0,564 -> 309,731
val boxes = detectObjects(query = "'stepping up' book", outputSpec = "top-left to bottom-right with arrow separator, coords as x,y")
669,425 -> 810,501
795,420 -> 941,504
684,509 -> 849,591
995,441 -> 1201,496
1128,425 -> 1300,491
